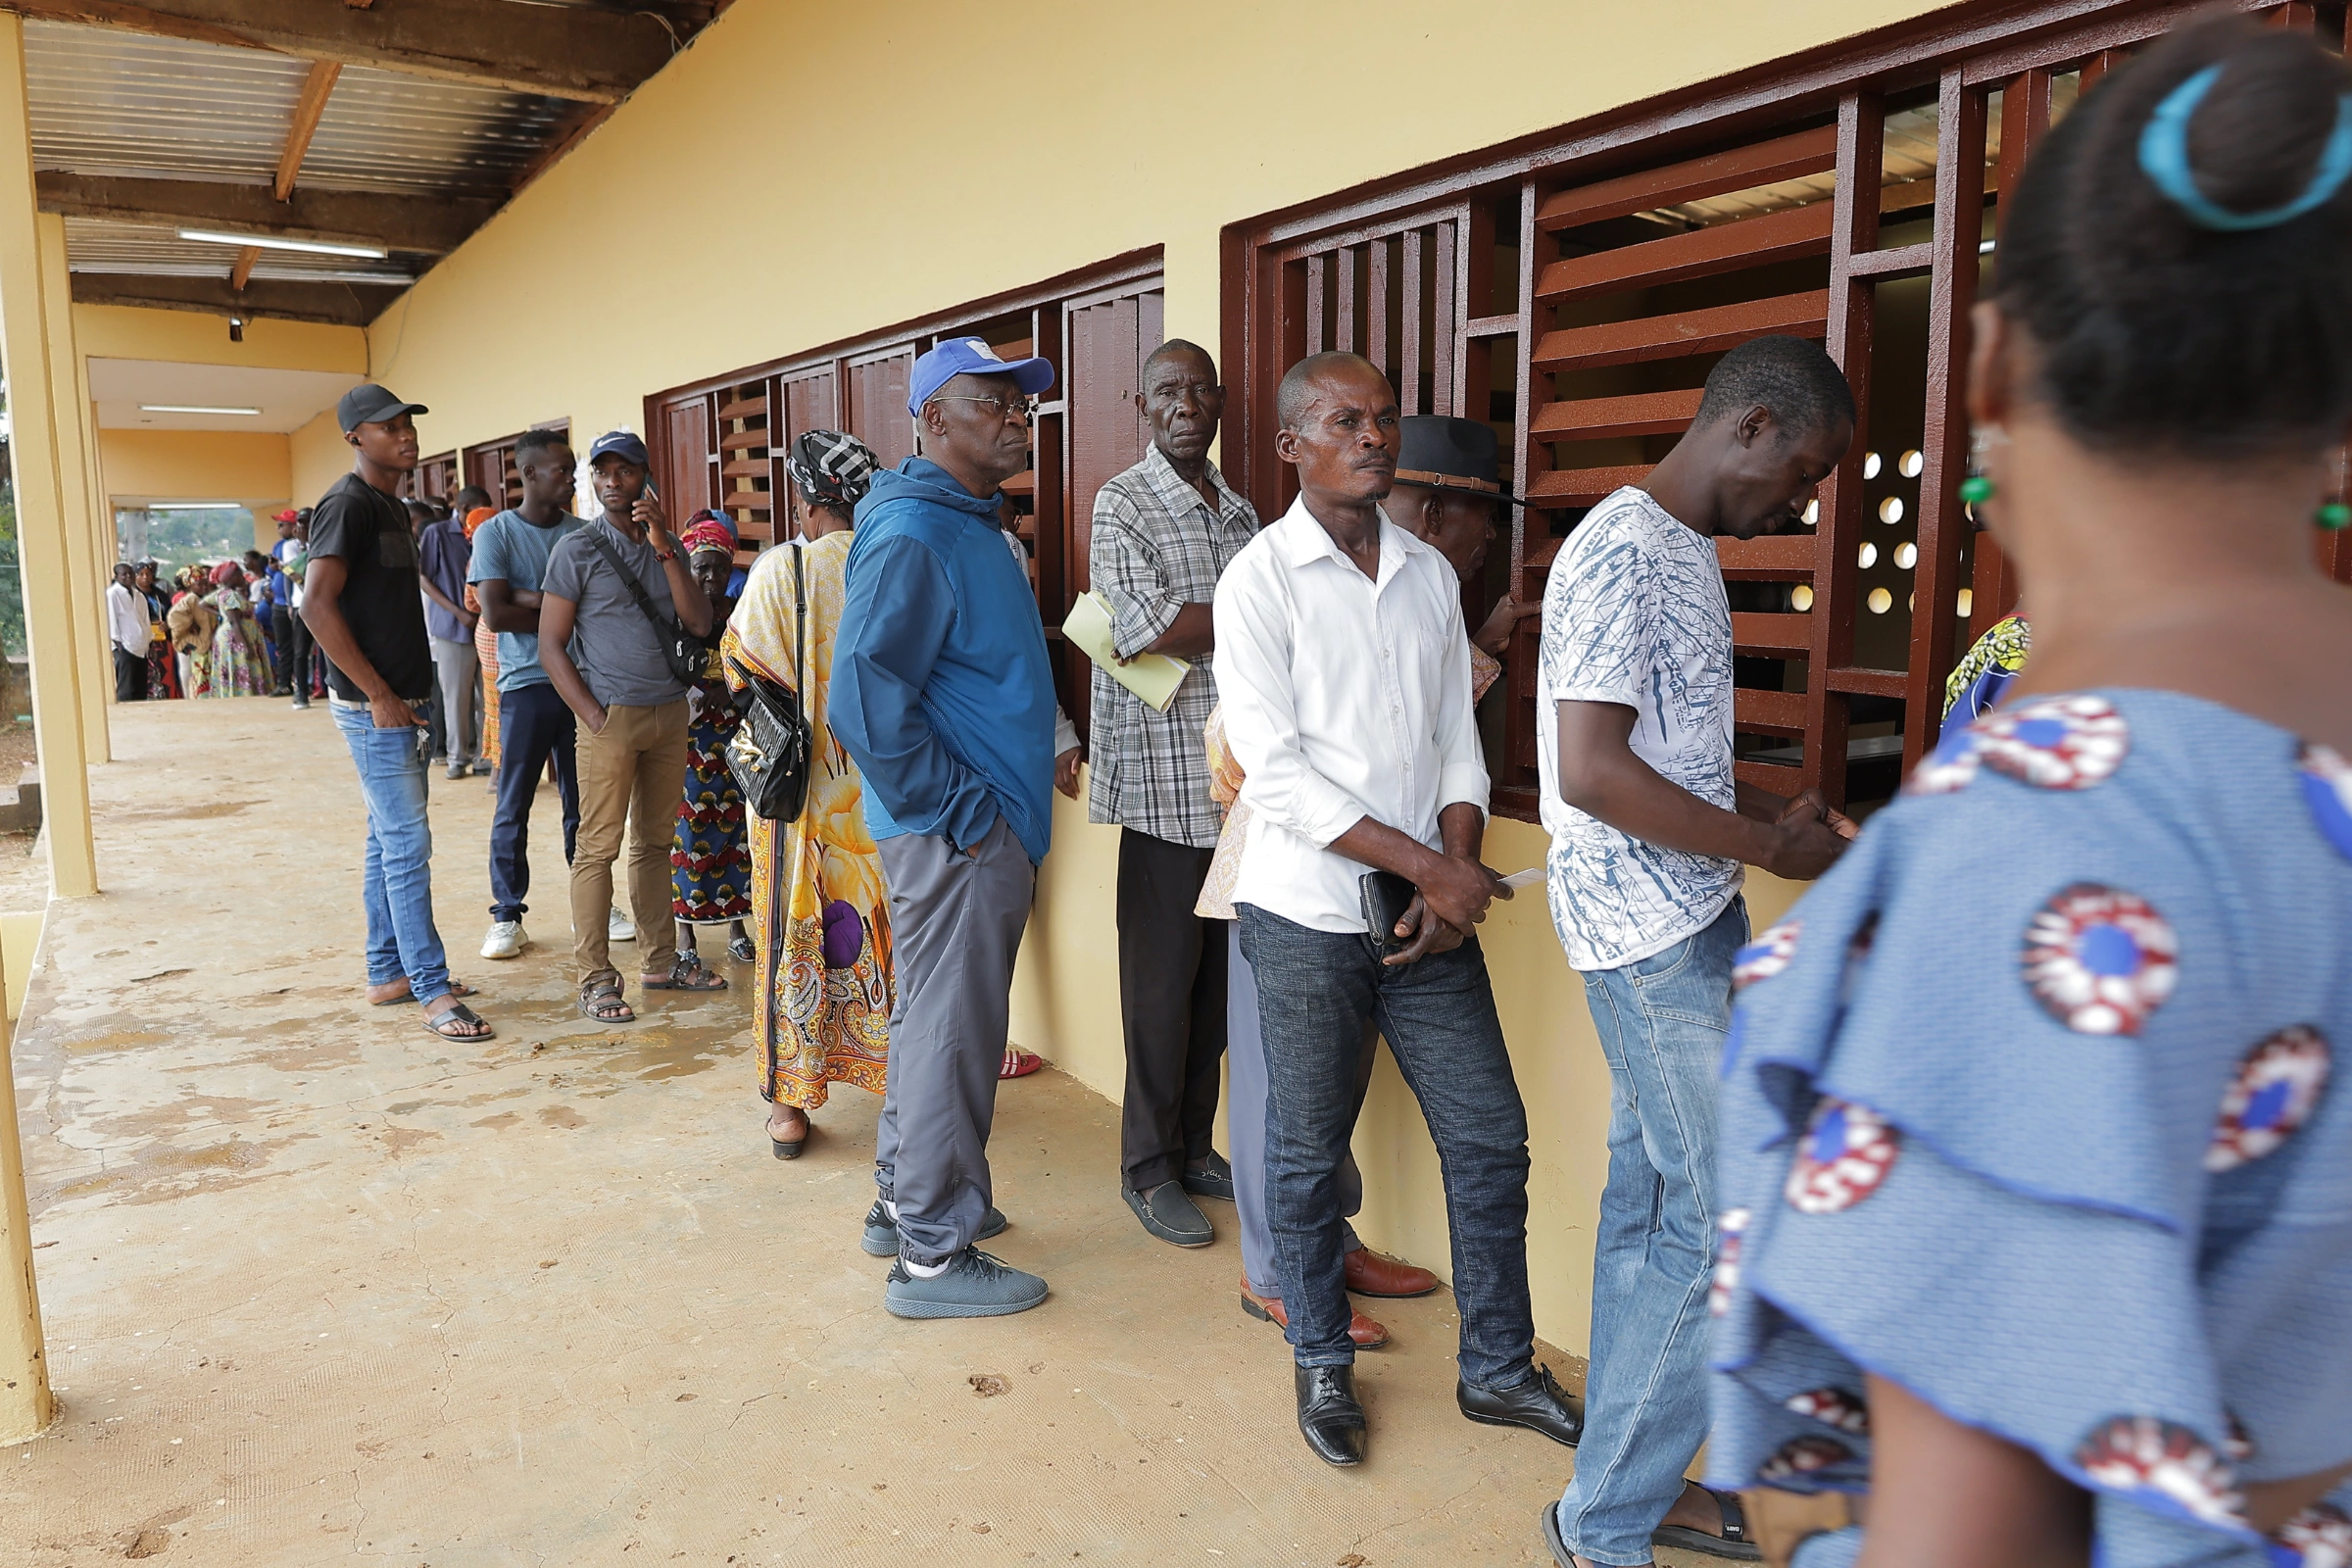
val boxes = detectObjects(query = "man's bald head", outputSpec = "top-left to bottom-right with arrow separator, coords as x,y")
1277,351 -> 1386,431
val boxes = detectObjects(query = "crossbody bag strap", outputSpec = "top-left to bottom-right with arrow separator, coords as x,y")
791,542 -> 806,697
584,527 -> 675,637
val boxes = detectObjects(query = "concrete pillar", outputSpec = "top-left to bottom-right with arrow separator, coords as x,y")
0,13 -> 98,898
0,1025 -> 49,1443
0,11 -> 61,1445
36,215 -> 109,759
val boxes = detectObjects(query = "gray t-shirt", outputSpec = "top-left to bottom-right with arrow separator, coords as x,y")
466,508 -> 585,694
540,516 -> 691,710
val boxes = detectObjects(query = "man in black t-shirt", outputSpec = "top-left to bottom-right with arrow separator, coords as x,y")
303,383 -> 492,1043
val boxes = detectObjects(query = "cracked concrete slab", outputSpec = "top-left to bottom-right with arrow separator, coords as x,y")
1,700 -> 1695,1566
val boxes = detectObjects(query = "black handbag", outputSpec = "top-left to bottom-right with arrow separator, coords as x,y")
584,527 -> 708,688
724,544 -> 814,821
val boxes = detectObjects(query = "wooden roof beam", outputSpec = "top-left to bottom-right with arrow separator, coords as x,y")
274,60 -> 339,200
69,270 -> 400,326
36,172 -> 493,254
0,0 -> 674,102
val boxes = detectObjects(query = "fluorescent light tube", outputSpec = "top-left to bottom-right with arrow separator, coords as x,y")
139,404 -> 261,416
178,229 -> 388,261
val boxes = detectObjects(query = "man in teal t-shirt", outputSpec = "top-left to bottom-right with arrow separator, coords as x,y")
466,428 -> 587,959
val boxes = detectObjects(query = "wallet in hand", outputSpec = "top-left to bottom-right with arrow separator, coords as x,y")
1359,870 -> 1418,958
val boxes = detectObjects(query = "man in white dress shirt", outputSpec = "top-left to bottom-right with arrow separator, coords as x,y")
1215,351 -> 1580,1468
107,562 -> 152,703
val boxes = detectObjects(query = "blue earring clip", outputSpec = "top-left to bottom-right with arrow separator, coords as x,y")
2139,63 -> 2352,231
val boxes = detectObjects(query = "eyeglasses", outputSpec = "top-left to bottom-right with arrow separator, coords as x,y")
928,392 -> 1037,425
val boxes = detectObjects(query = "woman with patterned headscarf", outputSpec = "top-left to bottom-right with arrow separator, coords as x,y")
722,429 -> 891,1158
669,514 -> 755,977
204,562 -> 273,697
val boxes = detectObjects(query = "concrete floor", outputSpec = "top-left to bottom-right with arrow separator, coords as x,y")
0,698 -> 1670,1567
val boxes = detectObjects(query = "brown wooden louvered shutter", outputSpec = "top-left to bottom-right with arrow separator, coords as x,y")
657,395 -> 716,527
712,380 -> 777,556
847,351 -> 915,469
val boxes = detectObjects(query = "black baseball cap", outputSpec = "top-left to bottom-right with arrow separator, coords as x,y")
337,383 -> 428,433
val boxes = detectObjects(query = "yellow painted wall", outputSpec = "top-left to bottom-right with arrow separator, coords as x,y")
96,429 -> 290,513
289,410 -> 350,512
72,304 -> 366,374
354,0 -> 1953,1357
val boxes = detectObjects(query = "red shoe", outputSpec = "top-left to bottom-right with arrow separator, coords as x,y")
1240,1274 -> 1389,1348
1345,1248 -> 1440,1298
1000,1048 -> 1043,1080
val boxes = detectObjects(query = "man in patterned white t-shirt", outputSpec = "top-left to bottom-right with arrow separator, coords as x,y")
1537,335 -> 1856,1568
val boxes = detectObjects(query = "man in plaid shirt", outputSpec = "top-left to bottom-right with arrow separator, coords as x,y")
1089,338 -> 1260,1249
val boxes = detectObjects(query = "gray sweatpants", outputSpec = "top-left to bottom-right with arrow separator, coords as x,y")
1227,923 -> 1371,1298
429,635 -> 479,766
873,815 -> 1037,1267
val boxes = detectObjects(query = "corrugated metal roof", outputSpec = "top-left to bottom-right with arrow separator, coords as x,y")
64,219 -> 416,286
24,20 -> 575,197
301,64 -> 572,197
24,21 -> 307,187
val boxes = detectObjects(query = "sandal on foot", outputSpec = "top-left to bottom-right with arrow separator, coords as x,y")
768,1110 -> 808,1160
1651,1486 -> 1760,1562
421,1001 -> 494,1041
1000,1048 -> 1043,1080
372,978 -> 476,1006
727,933 -> 757,963
580,980 -> 634,1023
641,955 -> 727,992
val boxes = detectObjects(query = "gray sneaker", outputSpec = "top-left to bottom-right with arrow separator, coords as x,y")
860,1197 -> 1006,1257
1125,1181 -> 1213,1248
883,1248 -> 1048,1319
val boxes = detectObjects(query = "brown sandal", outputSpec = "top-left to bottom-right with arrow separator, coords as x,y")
579,978 -> 634,1023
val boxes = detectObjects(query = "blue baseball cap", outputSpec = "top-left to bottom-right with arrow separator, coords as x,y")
907,335 -> 1055,416
587,429 -> 650,467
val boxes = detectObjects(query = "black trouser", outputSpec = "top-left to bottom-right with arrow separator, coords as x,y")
113,647 -> 146,702
1116,827 -> 1228,1192
288,605 -> 317,697
268,604 -> 294,692
487,680 -> 579,922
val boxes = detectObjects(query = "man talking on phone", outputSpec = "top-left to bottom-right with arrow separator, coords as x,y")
303,383 -> 492,1043
1214,352 -> 1580,1468
537,430 -> 715,1024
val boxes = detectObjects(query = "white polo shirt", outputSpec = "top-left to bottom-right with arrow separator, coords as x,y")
1212,494 -> 1488,934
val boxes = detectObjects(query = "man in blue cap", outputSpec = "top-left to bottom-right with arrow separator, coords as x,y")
832,336 -> 1060,1318
538,429 -> 716,1024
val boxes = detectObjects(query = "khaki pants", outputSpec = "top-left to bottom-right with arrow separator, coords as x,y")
570,699 -> 689,988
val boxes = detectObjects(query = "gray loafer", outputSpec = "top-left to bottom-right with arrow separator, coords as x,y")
1125,1181 -> 1213,1248
883,1248 -> 1048,1319
861,1197 -> 1005,1257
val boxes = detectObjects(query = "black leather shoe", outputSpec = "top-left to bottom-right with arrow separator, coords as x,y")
1458,1362 -> 1582,1446
1295,1364 -> 1367,1467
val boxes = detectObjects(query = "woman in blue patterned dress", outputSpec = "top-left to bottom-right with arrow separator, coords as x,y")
1696,21 -> 2352,1568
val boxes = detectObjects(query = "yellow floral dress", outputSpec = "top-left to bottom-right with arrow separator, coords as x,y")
721,532 -> 891,1110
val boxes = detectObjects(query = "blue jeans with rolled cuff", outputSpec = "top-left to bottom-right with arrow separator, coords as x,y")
1554,897 -> 1747,1568
1236,902 -> 1536,1391
331,699 -> 452,1005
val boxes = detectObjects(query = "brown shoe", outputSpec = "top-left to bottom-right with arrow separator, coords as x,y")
1345,1247 -> 1440,1298
1240,1274 -> 1390,1349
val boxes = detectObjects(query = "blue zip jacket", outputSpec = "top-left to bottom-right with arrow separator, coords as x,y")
832,457 -> 1057,864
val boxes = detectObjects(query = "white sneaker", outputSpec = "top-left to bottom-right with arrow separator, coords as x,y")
609,906 -> 637,943
481,920 -> 527,959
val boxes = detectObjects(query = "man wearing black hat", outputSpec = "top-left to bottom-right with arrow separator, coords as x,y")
303,383 -> 492,1043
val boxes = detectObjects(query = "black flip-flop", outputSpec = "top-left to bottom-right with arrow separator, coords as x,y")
769,1127 -> 807,1160
1539,1500 -> 1583,1568
420,1002 -> 494,1041
1652,1488 -> 1761,1562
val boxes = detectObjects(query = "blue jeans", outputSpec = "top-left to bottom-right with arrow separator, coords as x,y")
331,700 -> 452,1004
1555,897 -> 1747,1567
1237,903 -> 1535,1390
